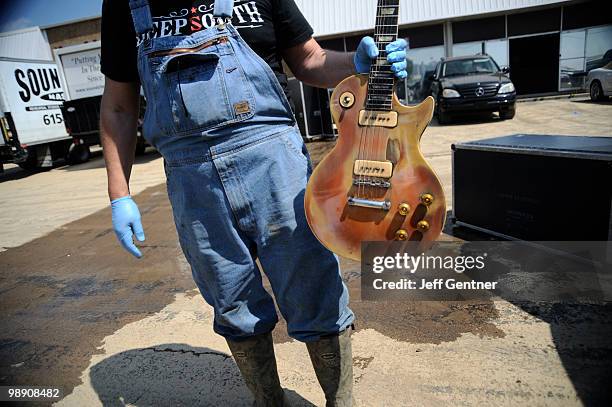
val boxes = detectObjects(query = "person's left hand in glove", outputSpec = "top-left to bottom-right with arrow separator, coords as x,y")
354,37 -> 408,79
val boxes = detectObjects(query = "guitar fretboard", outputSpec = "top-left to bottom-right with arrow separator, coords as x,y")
365,0 -> 400,112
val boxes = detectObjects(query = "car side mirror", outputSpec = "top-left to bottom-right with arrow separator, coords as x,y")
501,66 -> 510,74
427,73 -> 437,81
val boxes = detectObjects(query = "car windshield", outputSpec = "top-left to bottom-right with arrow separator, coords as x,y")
442,58 -> 498,77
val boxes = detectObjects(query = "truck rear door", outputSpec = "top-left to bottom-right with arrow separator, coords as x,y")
0,59 -> 69,146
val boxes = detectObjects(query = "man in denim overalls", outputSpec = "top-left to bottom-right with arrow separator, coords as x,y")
100,0 -> 407,405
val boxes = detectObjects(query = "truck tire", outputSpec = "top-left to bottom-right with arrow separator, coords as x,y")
17,156 -> 38,171
17,146 -> 52,172
67,144 -> 91,164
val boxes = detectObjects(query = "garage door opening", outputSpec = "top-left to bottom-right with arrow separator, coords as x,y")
509,33 -> 560,95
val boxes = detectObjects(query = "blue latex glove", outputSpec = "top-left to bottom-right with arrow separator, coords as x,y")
111,195 -> 145,258
354,37 -> 408,79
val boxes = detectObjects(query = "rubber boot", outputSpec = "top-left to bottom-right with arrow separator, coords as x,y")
226,332 -> 287,407
306,326 -> 354,407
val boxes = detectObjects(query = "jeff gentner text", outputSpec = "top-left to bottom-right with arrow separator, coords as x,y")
371,278 -> 498,290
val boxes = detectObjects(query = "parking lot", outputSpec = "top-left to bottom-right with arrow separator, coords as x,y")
1,96 -> 611,406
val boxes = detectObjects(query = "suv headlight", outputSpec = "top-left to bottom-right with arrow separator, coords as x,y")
498,83 -> 515,94
442,88 -> 460,98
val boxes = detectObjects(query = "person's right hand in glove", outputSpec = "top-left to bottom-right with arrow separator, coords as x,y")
111,195 -> 145,258
354,36 -> 408,79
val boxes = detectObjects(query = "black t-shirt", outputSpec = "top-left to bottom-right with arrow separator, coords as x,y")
100,0 -> 313,97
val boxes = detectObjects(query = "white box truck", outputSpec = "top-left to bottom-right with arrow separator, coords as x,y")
54,42 -> 147,162
0,57 -> 72,169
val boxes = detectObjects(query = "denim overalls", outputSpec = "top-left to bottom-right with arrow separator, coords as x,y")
128,0 -> 354,341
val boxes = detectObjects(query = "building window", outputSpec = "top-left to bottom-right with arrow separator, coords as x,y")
560,30 -> 586,89
344,33 -> 373,52
405,45 -> 445,103
452,40 -> 508,67
318,38 -> 345,52
486,39 -> 509,67
559,24 -> 612,90
561,30 -> 587,59
452,16 -> 505,43
560,57 -> 586,89
452,42 -> 483,57
563,0 -> 612,30
585,25 -> 612,71
508,8 -> 561,37
398,24 -> 444,48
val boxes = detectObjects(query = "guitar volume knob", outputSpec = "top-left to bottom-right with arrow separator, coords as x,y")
420,193 -> 434,206
398,203 -> 410,216
395,229 -> 408,241
417,220 -> 430,232
339,91 -> 355,108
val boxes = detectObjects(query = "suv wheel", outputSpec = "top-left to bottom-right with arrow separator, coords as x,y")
590,80 -> 605,101
437,110 -> 452,125
499,106 -> 516,120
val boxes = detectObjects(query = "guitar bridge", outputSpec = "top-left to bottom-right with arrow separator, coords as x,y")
353,179 -> 391,188
353,160 -> 393,178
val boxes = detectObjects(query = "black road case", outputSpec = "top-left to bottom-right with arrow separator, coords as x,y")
452,134 -> 612,241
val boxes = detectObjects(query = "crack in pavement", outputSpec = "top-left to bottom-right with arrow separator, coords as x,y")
146,347 -> 231,359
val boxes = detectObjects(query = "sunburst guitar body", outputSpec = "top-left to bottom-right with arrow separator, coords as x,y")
304,75 -> 446,261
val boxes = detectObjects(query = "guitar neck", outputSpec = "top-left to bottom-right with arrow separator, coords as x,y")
365,0 -> 400,112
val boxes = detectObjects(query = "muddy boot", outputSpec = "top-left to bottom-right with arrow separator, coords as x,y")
226,332 -> 287,407
306,327 -> 354,407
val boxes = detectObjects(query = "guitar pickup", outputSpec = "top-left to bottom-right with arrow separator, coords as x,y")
353,160 -> 393,178
358,110 -> 398,128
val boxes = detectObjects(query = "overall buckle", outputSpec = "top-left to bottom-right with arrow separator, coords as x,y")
217,17 -> 232,30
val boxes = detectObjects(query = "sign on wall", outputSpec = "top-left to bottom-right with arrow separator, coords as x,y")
59,47 -> 104,99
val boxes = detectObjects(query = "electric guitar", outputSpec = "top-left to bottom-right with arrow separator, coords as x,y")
304,0 -> 446,261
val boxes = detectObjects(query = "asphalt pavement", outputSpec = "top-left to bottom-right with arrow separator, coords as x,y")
1,96 -> 611,406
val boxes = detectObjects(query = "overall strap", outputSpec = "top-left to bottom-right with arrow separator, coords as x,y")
129,0 -> 154,36
213,0 -> 234,19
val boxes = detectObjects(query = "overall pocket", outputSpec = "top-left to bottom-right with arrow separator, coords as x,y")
155,38 -> 254,135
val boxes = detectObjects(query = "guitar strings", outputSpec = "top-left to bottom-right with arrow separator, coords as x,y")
359,2 -> 379,200
359,1 -> 378,198
371,0 -> 382,201
363,3 -> 379,200
357,83 -> 367,198
372,0 -> 393,200
357,0 -> 397,200
381,0 -> 396,201
368,0 -> 387,200
375,0 -> 385,201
